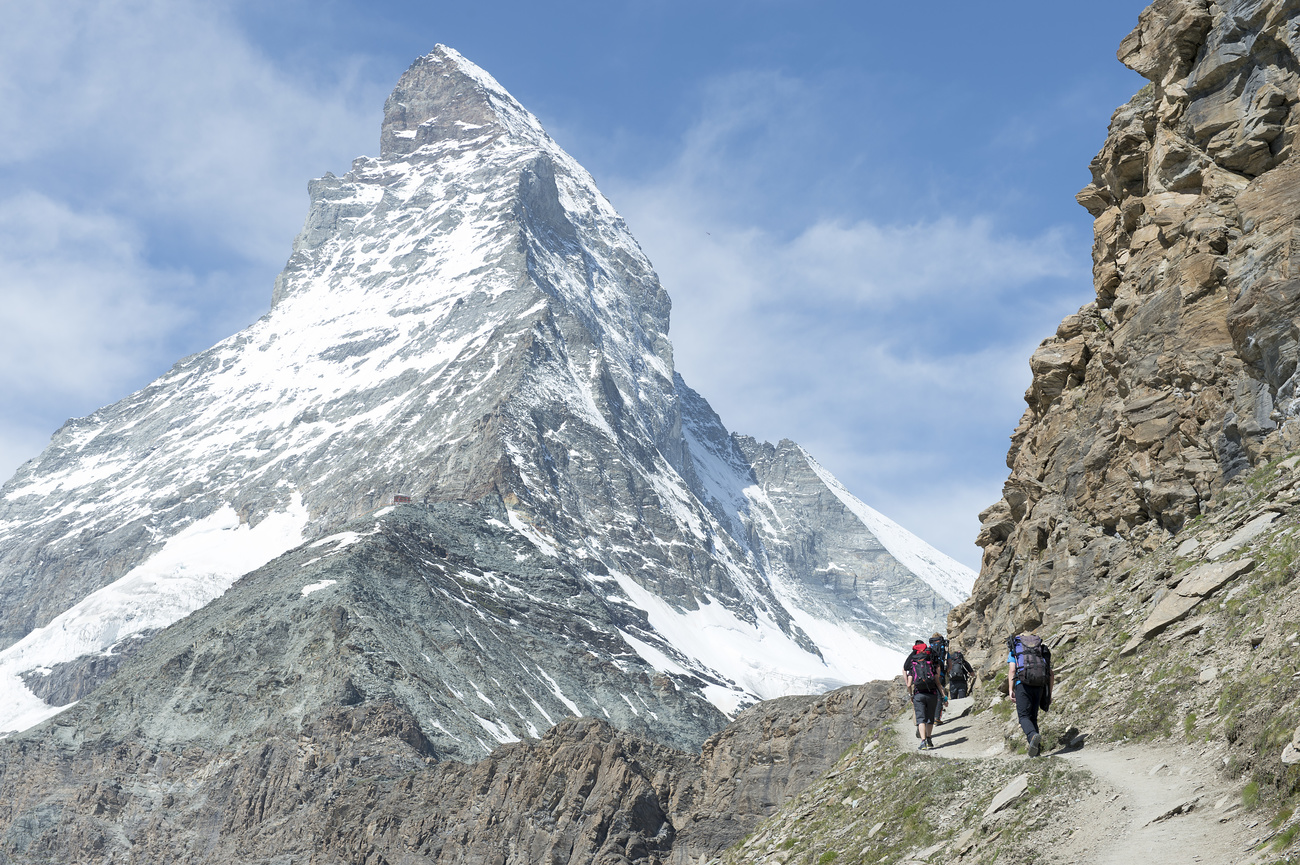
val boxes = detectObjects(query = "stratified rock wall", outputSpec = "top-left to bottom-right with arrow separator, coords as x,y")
953,0 -> 1300,670
0,646 -> 902,865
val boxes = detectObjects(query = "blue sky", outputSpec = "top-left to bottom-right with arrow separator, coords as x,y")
0,0 -> 1149,568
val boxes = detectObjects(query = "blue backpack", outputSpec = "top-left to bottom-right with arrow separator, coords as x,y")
928,636 -> 949,677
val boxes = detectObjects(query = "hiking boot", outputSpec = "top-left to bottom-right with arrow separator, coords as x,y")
918,740 -> 930,751
1028,732 -> 1042,757
926,737 -> 934,749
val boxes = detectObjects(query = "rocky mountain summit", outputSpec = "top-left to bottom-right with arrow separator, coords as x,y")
953,0 -> 1300,672
0,46 -> 972,763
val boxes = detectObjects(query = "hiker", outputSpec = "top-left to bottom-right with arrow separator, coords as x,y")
1007,632 -> 1054,757
904,638 -> 945,750
947,646 -> 974,698
928,632 -> 949,723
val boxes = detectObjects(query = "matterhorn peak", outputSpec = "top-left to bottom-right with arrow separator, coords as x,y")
380,45 -> 552,158
0,44 -> 972,752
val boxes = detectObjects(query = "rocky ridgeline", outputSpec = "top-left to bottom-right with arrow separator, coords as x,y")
0,647 -> 903,864
953,0 -> 1300,676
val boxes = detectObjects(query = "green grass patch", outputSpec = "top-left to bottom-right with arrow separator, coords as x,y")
1246,781 -> 1262,809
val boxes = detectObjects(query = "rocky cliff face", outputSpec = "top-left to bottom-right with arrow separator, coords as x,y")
0,46 -> 971,751
0,618 -> 904,865
953,0 -> 1300,669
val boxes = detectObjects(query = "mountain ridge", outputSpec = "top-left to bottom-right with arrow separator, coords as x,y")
0,45 -> 972,751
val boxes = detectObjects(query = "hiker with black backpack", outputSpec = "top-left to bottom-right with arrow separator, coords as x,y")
904,639 -> 946,750
928,633 -> 949,724
1007,632 -> 1054,757
947,645 -> 974,698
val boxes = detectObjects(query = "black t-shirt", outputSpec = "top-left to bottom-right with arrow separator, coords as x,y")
903,650 -> 939,693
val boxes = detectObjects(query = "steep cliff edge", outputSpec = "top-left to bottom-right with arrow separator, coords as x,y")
953,0 -> 1300,671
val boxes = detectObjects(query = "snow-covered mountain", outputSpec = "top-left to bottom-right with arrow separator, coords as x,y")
0,46 -> 974,753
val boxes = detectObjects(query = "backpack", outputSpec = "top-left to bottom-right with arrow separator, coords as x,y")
947,651 -> 968,680
1008,634 -> 1049,687
909,650 -> 938,692
928,636 -> 948,670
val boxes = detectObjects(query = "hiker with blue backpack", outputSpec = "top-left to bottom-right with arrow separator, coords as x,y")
904,639 -> 946,750
1007,632 -> 1054,757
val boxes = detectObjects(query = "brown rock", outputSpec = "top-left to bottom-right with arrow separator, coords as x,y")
951,0 -> 1300,670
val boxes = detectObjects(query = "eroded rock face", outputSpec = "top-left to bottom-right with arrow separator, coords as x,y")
0,648 -> 903,865
953,0 -> 1300,670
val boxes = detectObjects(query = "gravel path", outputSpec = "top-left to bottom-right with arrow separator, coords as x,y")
892,697 -> 1256,863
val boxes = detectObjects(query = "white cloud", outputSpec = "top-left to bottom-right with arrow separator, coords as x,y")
604,73 -> 1091,569
0,193 -> 192,481
0,0 -> 380,265
0,0 -> 380,482
0,194 -> 184,400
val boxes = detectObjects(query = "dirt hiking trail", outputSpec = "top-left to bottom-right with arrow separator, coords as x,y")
892,697 -> 1263,864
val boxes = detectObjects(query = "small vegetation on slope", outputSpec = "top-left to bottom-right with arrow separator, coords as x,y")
1021,454 -> 1300,853
722,726 -> 1088,865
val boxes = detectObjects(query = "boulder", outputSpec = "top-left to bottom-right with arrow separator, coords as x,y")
1283,726 -> 1300,765
984,773 -> 1030,817
1206,514 -> 1278,559
1130,559 -> 1254,648
1175,558 -> 1256,597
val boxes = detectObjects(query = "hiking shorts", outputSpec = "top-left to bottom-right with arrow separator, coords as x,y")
912,691 -> 940,725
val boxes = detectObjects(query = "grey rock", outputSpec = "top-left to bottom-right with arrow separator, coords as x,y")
0,632 -> 905,865
18,631 -> 155,707
1175,558 -> 1256,597
984,773 -> 1030,817
1206,513 -> 1278,559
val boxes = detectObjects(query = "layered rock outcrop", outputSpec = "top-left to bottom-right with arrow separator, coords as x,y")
953,0 -> 1300,668
0,627 -> 903,865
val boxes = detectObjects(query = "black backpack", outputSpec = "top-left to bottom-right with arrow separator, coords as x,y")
947,651 -> 968,680
1008,634 -> 1049,687
910,650 -> 938,692
928,636 -> 948,671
